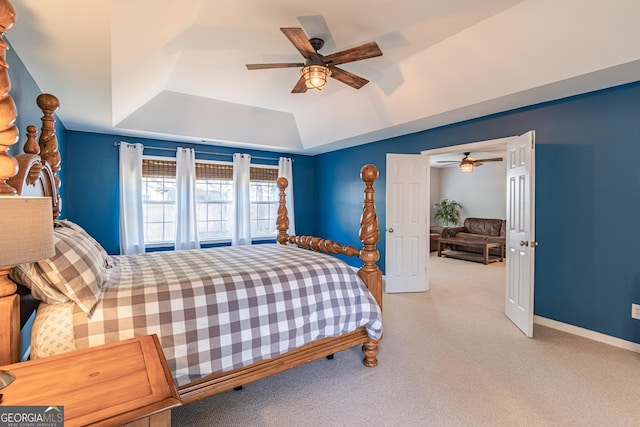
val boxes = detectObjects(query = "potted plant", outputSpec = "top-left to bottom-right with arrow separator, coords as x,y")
433,199 -> 462,226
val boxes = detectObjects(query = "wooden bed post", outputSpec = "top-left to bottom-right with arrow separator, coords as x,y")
36,93 -> 61,218
357,164 -> 382,368
357,164 -> 382,308
0,0 -> 18,195
0,0 -> 20,366
276,177 -> 289,245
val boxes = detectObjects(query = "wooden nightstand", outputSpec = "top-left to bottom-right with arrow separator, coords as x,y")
0,335 -> 181,426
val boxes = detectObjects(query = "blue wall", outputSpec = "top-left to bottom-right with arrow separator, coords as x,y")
7,44 -> 67,213
7,45 -> 42,153
316,81 -> 640,345
62,131 -> 316,255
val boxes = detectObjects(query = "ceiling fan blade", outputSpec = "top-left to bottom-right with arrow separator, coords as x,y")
473,157 -> 503,164
291,75 -> 308,93
329,66 -> 369,89
323,41 -> 382,66
246,62 -> 305,70
280,27 -> 318,60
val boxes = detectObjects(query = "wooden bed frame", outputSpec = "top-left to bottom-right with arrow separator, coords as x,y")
0,0 -> 382,405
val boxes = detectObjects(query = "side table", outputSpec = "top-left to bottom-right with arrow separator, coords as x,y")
0,335 -> 181,426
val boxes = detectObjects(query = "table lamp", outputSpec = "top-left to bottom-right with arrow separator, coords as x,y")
0,196 -> 54,387
0,196 -> 54,297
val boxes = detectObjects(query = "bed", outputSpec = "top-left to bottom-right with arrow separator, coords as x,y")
0,3 -> 383,404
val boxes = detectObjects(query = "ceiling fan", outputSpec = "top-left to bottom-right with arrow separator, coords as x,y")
245,27 -> 382,93
437,152 -> 504,173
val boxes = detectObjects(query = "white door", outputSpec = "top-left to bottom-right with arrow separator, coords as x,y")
385,153 -> 428,293
505,131 -> 536,336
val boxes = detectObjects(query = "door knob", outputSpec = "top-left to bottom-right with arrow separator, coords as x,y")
520,240 -> 529,247
388,228 -> 394,233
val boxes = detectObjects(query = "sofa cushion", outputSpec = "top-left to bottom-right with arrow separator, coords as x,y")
463,218 -> 505,237
429,226 -> 446,235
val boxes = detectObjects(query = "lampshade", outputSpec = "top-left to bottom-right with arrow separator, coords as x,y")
301,64 -> 331,90
460,162 -> 473,173
0,196 -> 54,267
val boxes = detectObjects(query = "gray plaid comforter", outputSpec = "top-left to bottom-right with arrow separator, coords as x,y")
73,244 -> 382,386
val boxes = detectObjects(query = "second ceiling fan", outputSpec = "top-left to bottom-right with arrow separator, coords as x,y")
246,27 -> 382,93
438,152 -> 504,173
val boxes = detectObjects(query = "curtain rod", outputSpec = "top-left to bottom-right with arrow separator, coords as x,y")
113,142 -> 283,162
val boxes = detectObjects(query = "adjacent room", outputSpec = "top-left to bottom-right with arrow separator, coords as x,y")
429,146 -> 507,264
427,144 -> 508,317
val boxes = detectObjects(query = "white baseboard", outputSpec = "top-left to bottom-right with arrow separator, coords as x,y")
534,315 -> 640,354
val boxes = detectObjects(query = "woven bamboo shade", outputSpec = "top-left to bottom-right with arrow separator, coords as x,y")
142,159 -> 277,182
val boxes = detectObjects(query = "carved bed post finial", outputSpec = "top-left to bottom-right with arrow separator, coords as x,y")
0,0 -> 18,195
276,177 -> 290,245
23,124 -> 40,154
37,93 -> 61,184
21,125 -> 42,184
36,93 -> 61,218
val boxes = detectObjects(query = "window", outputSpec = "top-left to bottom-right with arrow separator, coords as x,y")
249,167 -> 279,237
141,158 -> 279,245
142,159 -> 176,243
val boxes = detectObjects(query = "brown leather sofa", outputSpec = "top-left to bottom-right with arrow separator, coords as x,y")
429,226 -> 448,251
445,218 -> 506,256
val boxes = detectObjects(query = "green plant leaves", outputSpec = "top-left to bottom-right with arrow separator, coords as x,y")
433,199 -> 462,226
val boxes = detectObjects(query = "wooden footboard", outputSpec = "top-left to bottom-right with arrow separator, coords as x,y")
180,168 -> 383,403
179,327 -> 376,404
276,164 -> 382,309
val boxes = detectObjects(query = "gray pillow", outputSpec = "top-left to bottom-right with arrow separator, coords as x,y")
36,226 -> 106,315
11,262 -> 70,304
55,219 -> 110,267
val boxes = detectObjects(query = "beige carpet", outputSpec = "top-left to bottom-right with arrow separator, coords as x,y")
172,254 -> 640,426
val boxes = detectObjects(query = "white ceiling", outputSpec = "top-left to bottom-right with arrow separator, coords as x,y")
6,0 -> 640,155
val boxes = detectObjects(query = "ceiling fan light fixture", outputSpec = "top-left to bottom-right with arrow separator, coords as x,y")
301,64 -> 331,90
460,162 -> 473,173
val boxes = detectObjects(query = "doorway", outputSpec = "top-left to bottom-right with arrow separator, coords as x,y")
423,133 -> 536,336
385,132 -> 536,336
423,135 -> 514,290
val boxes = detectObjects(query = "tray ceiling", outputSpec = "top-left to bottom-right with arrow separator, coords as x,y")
6,0 -> 640,154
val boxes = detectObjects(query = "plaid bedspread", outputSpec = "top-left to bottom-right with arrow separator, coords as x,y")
72,244 -> 382,386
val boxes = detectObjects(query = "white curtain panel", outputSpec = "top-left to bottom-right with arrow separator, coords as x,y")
232,153 -> 252,246
118,142 -> 145,254
175,147 -> 200,250
278,157 -> 296,236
